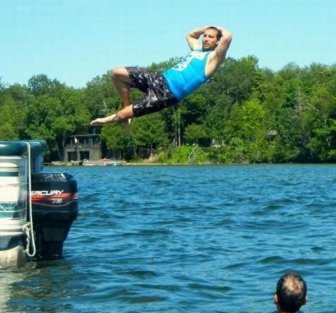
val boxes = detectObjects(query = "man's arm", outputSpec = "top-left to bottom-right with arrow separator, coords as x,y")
214,26 -> 233,63
186,26 -> 208,50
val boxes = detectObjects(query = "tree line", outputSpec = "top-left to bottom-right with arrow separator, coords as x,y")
1,55 -> 335,163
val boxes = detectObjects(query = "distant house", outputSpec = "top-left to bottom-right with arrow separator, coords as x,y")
64,134 -> 102,162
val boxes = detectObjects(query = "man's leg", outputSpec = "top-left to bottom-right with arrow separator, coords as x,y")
90,67 -> 134,126
112,67 -> 132,108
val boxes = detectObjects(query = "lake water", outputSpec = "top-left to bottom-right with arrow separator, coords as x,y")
0,164 -> 335,313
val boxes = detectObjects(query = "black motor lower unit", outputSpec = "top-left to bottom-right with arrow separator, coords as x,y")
31,172 -> 78,260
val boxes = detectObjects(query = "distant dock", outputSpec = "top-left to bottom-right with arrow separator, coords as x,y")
48,159 -> 127,167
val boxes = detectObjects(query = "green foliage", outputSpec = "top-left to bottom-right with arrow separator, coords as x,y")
24,75 -> 89,160
158,145 -> 209,164
101,123 -> 133,160
101,113 -> 169,160
0,84 -> 29,139
131,114 -> 169,149
1,56 -> 336,163
184,123 -> 208,145
85,71 -> 120,118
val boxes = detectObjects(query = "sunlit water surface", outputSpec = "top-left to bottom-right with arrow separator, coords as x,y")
1,165 -> 335,313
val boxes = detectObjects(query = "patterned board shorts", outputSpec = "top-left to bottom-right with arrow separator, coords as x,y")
126,67 -> 179,117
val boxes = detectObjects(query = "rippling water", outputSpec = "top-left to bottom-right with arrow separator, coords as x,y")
1,165 -> 336,313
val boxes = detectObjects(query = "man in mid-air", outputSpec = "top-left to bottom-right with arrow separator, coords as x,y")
90,25 -> 232,126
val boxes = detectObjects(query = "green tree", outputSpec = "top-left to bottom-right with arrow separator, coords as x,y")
223,98 -> 268,162
25,75 -> 89,160
0,84 -> 30,139
184,123 -> 208,145
28,74 -> 64,97
131,114 -> 169,158
85,72 -> 120,119
100,124 -> 133,160
0,97 -> 22,139
209,56 -> 261,105
304,86 -> 336,161
206,93 -> 233,145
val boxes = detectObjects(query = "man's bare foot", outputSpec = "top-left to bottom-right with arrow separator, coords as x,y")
90,114 -> 119,126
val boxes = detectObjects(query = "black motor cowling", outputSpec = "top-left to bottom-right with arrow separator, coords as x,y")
31,172 -> 78,260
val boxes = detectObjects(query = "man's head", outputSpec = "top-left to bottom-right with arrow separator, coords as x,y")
274,272 -> 307,313
202,26 -> 222,51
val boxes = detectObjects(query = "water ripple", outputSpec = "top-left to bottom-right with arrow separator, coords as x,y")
2,165 -> 336,313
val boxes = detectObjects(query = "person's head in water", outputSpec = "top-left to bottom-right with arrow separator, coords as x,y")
202,26 -> 222,51
274,272 -> 307,313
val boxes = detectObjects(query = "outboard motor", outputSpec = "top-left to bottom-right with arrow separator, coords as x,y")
0,140 -> 79,266
31,172 -> 78,260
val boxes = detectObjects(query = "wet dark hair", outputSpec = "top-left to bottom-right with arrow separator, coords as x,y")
276,272 -> 307,312
206,26 -> 222,41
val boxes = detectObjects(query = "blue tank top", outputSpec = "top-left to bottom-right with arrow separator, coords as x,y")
162,50 -> 210,100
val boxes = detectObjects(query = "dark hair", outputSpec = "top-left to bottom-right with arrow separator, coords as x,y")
206,26 -> 222,41
276,272 -> 307,312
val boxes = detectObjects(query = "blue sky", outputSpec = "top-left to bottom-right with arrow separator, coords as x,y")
1,0 -> 335,88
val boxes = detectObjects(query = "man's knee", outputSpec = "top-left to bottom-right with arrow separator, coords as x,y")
117,105 -> 134,120
112,67 -> 129,81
